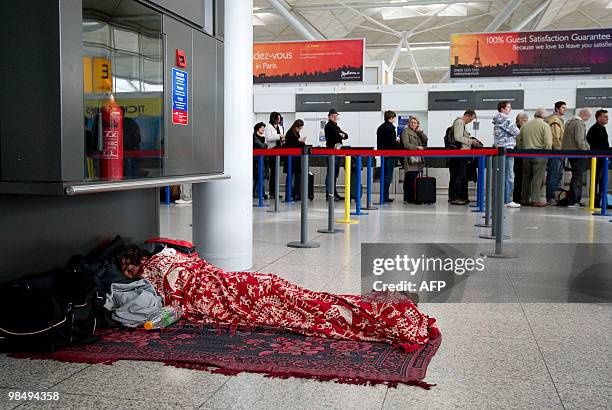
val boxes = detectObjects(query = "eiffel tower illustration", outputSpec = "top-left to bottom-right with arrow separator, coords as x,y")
473,40 -> 482,67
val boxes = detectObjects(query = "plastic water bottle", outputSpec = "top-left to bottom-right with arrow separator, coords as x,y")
143,306 -> 183,330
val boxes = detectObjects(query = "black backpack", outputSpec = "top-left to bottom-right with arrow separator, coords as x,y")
444,126 -> 462,149
0,266 -> 104,352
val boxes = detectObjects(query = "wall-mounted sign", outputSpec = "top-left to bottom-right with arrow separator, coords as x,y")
253,39 -> 364,84
450,29 -> 612,78
83,57 -> 112,94
172,68 -> 188,125
576,88 -> 612,107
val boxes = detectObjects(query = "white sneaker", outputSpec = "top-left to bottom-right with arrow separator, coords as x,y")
505,202 -> 521,208
175,199 -> 192,204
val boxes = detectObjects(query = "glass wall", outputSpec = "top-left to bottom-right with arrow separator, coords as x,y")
82,0 -> 164,181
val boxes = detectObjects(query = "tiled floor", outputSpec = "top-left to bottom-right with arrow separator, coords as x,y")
1,195 -> 611,409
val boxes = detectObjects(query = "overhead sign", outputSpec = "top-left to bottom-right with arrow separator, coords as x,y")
171,68 -> 188,125
450,29 -> 612,78
253,39 -> 364,84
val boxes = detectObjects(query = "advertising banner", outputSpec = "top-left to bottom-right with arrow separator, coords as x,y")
450,29 -> 612,78
253,39 -> 364,84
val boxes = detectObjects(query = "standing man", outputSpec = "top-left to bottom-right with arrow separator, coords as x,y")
562,107 -> 592,207
493,101 -> 521,208
546,101 -> 566,205
325,109 -> 349,200
587,109 -> 610,206
448,110 -> 480,205
517,108 -> 553,207
377,110 -> 399,203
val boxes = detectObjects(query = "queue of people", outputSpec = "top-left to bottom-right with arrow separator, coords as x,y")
253,103 -> 610,208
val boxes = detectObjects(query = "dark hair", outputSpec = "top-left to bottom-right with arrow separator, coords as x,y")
596,109 -> 608,119
117,246 -> 149,268
384,110 -> 397,121
269,112 -> 281,125
497,101 -> 510,112
290,119 -> 304,133
554,101 -> 566,112
254,122 -> 266,133
464,109 -> 477,117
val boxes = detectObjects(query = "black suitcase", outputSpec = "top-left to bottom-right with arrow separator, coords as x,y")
414,171 -> 436,204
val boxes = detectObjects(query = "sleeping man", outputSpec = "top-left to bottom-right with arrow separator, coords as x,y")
116,241 -> 440,353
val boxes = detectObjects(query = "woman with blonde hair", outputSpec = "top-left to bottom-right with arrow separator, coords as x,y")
400,116 -> 428,203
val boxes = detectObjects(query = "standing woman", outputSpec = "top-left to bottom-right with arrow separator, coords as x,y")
513,113 -> 529,205
401,117 -> 428,203
264,112 -> 285,199
283,119 -> 307,200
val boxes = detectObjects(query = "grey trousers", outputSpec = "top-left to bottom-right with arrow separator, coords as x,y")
522,158 -> 547,204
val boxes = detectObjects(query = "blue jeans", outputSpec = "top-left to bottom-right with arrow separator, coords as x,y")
546,158 -> 564,201
504,156 -> 514,204
383,157 -> 395,200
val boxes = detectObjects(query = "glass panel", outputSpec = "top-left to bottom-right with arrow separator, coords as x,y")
82,0 -> 163,182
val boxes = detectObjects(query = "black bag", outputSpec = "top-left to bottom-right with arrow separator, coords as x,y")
444,126 -> 462,149
414,170 -> 436,204
0,266 -> 104,352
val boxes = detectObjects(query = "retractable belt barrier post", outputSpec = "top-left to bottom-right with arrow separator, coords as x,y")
589,158 -> 597,211
288,147 -> 319,249
351,156 -> 368,216
376,156 -> 386,206
363,156 -> 377,211
285,156 -> 293,203
337,155 -> 358,225
268,156 -> 281,212
479,155 -> 510,240
255,155 -> 266,208
475,156 -> 492,228
594,157 -> 609,217
318,155 -> 343,234
482,148 -> 516,258
472,156 -> 486,213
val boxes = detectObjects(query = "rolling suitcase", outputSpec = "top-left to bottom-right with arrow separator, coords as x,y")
414,170 -> 436,204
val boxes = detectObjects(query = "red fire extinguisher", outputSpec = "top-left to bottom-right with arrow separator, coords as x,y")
100,94 -> 124,180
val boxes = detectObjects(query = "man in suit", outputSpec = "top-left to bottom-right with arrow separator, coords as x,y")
325,109 -> 348,200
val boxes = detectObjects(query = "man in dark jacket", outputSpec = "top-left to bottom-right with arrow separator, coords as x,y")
377,110 -> 399,203
587,109 -> 610,205
325,109 -> 348,200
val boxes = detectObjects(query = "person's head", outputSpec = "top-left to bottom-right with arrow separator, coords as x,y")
497,101 -> 512,115
269,112 -> 281,126
328,108 -> 339,122
290,119 -> 304,133
463,110 -> 477,124
254,122 -> 265,135
596,109 -> 609,126
515,112 -> 529,128
578,107 -> 592,122
408,116 -> 420,131
554,101 -> 567,116
384,110 -> 397,124
117,247 -> 150,279
534,107 -> 548,119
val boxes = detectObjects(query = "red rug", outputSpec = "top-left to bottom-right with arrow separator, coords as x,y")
11,324 -> 441,389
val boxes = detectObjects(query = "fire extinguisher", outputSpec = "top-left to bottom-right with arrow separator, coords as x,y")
99,94 -> 124,180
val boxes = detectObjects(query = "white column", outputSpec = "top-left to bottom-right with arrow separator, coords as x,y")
193,0 -> 253,271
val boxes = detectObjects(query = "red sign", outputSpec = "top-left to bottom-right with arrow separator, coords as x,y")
253,39 -> 364,84
176,49 -> 186,68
